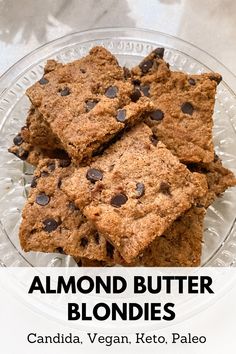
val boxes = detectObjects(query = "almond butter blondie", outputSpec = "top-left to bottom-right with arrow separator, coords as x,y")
131,48 -> 221,163
26,46 -> 152,163
62,123 -> 207,263
20,159 -> 120,263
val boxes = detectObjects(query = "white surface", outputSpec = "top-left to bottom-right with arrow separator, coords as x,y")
0,0 -> 236,76
0,268 -> 236,353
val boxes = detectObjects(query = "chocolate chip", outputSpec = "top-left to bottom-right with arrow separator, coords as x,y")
159,182 -> 171,196
181,102 -> 194,115
130,88 -> 141,102
47,162 -> 55,172
150,134 -> 158,146
39,77 -> 49,85
140,85 -> 150,97
59,159 -> 71,167
80,68 -> 86,73
110,193 -> 128,207
116,109 -> 126,122
139,59 -> 153,74
36,193 -> 50,206
136,182 -> 145,197
85,100 -> 98,112
94,233 -> 100,244
153,47 -> 165,58
43,218 -> 58,232
60,87 -> 70,96
188,78 -> 196,86
80,237 -> 88,247
86,168 -> 103,183
123,67 -> 131,79
13,134 -> 23,146
132,79 -> 141,86
31,177 -> 38,188
150,109 -> 164,121
106,242 -> 114,258
105,86 -> 118,98
41,171 -> 49,177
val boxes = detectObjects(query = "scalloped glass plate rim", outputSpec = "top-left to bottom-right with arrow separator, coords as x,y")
0,27 -> 235,268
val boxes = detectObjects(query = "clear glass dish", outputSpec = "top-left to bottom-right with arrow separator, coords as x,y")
0,27 -> 235,267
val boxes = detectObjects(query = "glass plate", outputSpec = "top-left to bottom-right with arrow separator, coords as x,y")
0,27 -> 235,267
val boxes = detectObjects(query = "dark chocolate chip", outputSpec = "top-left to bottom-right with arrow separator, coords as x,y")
39,77 -> 49,85
110,193 -> 128,207
31,177 -> 38,188
59,159 -> 71,167
94,232 -> 100,244
80,68 -> 86,73
85,100 -> 98,112
139,59 -> 153,74
86,168 -> 103,183
130,88 -> 141,102
123,67 -> 131,79
140,85 -> 150,97
150,134 -> 158,146
80,237 -> 88,248
43,218 -> 58,232
150,109 -> 164,121
132,79 -> 141,86
116,109 -> 126,122
13,134 -> 23,146
47,162 -> 55,172
181,102 -> 194,115
41,171 -> 49,177
106,242 -> 114,259
153,47 -> 165,59
105,86 -> 118,98
36,193 -> 50,206
136,182 -> 145,197
188,78 -> 196,86
159,181 -> 171,196
60,87 -> 70,96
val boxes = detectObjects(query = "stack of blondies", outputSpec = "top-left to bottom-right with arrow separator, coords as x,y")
9,47 -> 236,266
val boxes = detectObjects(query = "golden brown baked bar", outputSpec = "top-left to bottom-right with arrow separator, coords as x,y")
19,159 -> 119,263
131,48 -> 222,163
62,123 -> 207,263
26,46 -> 152,163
